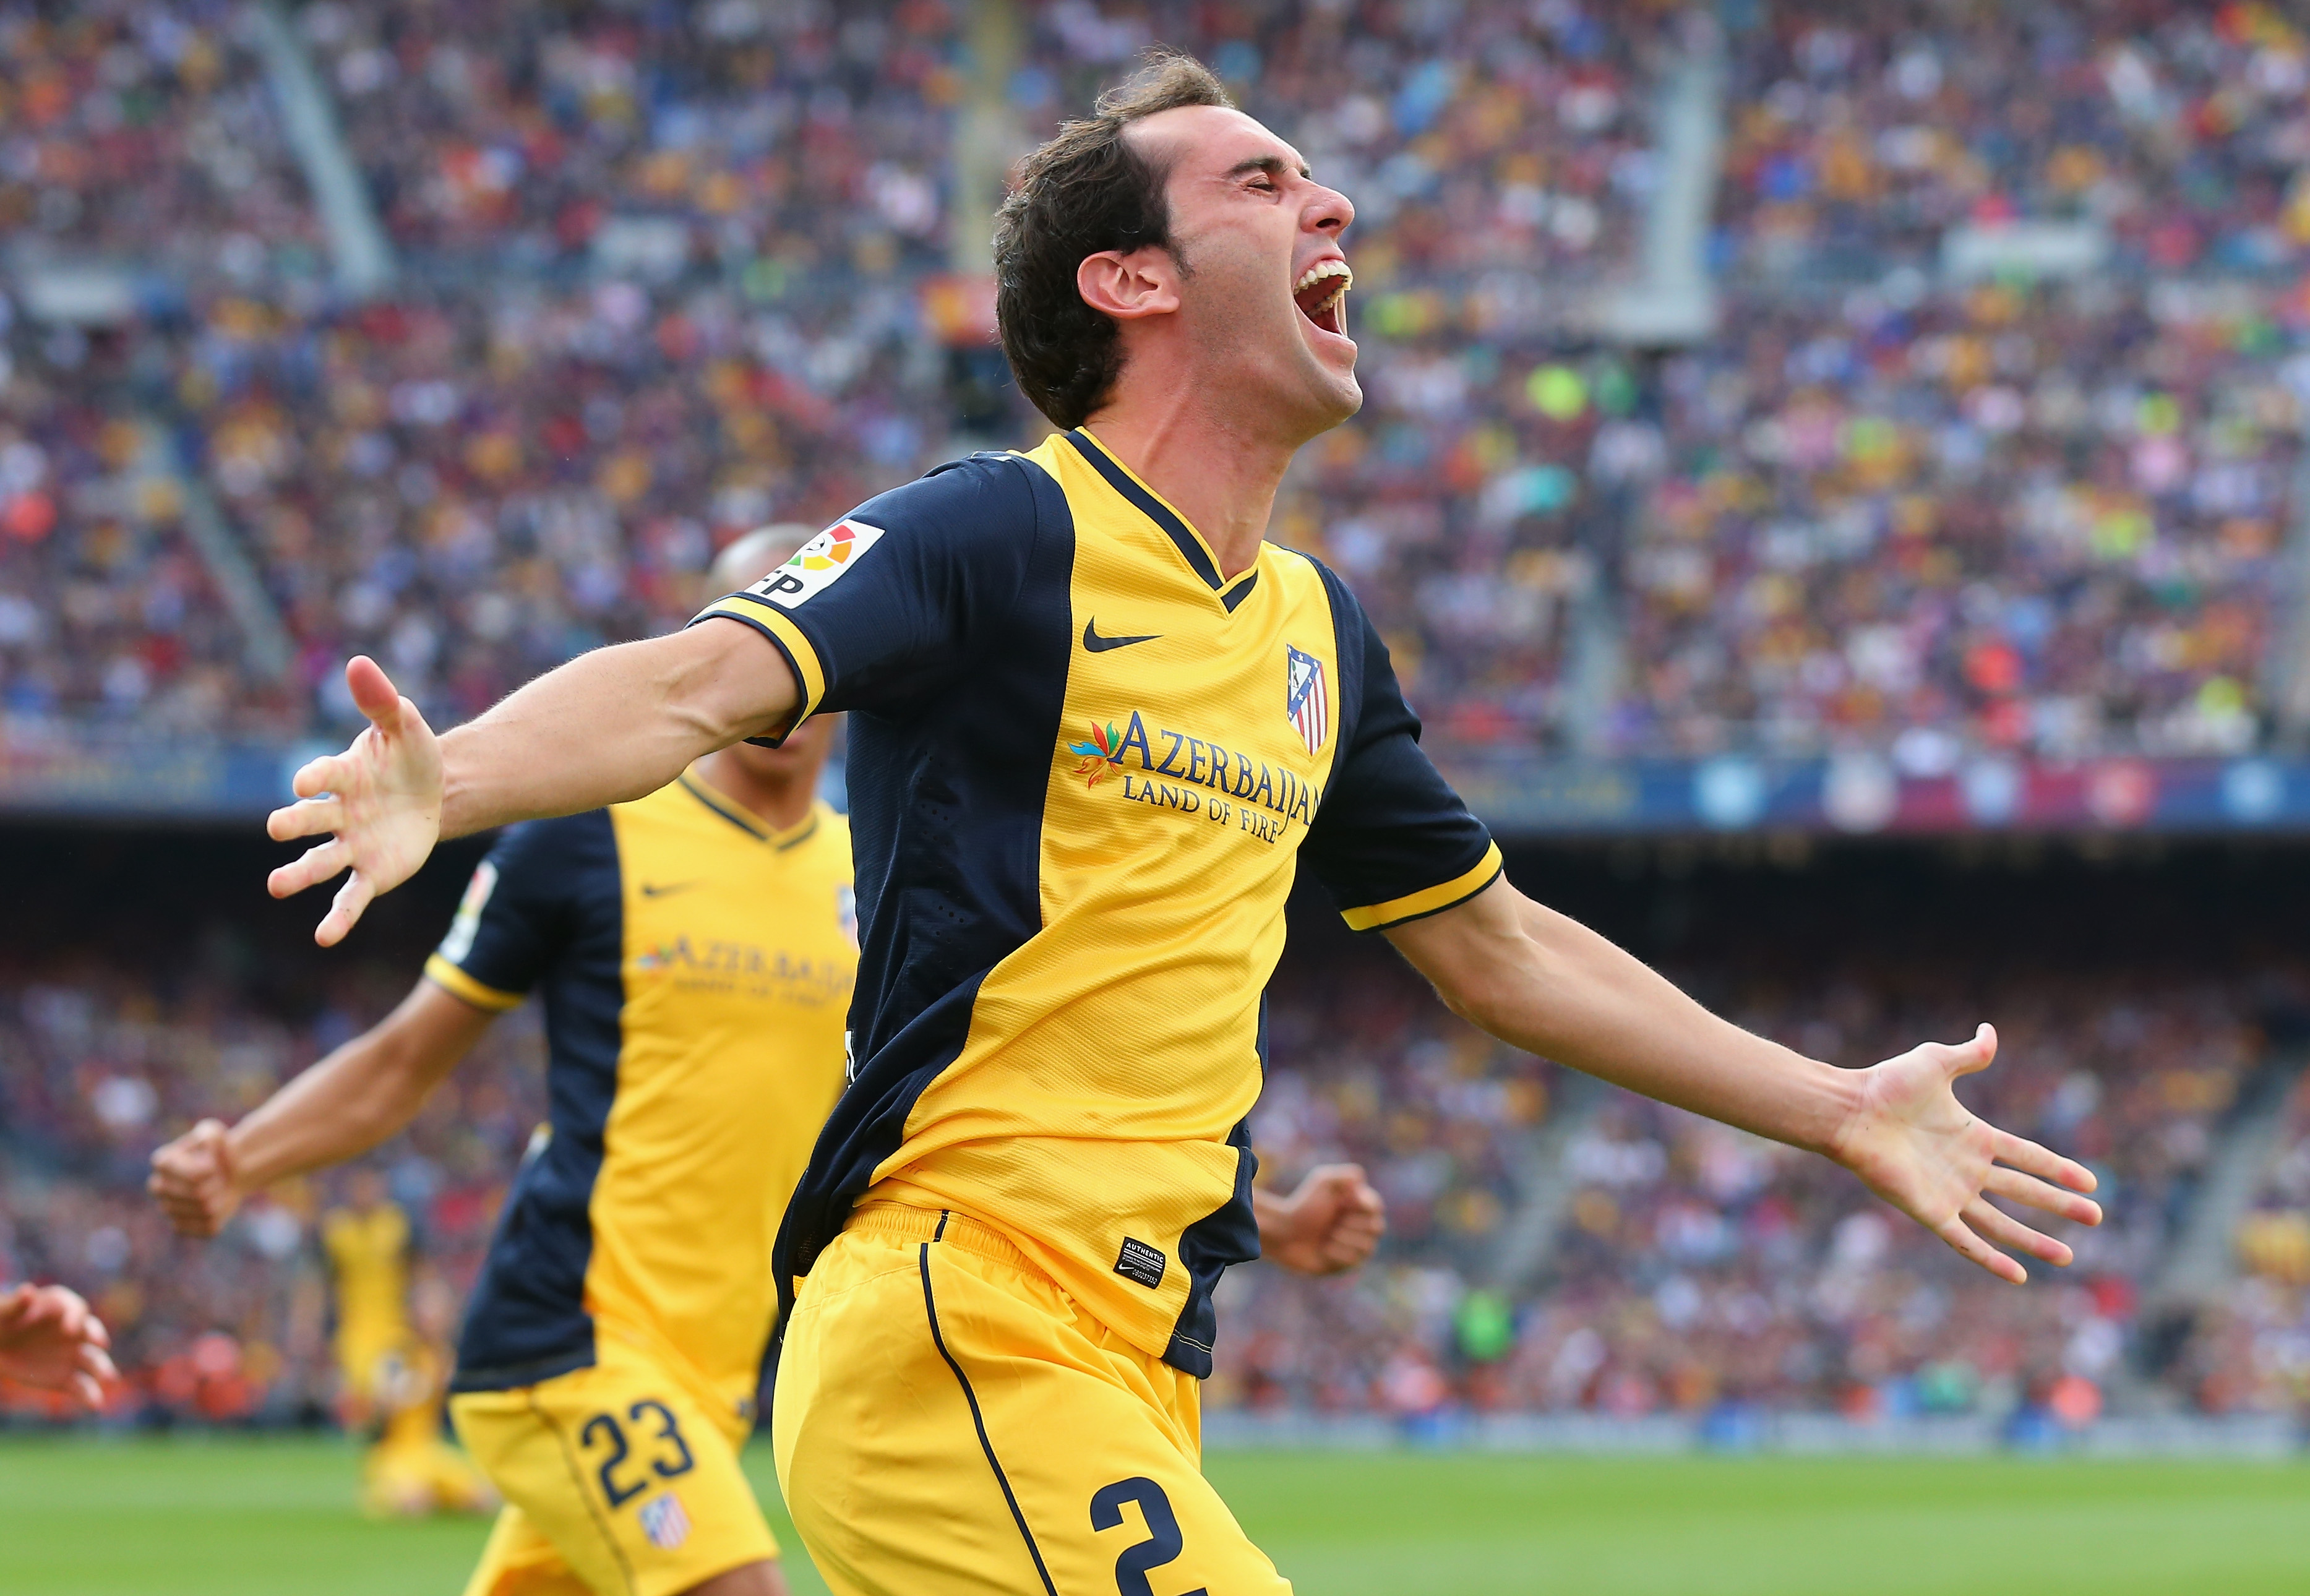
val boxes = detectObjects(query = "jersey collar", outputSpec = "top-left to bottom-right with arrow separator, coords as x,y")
1065,427 -> 1261,614
678,770 -> 823,850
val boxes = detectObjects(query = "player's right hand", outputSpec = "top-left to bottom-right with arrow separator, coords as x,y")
267,656 -> 444,946
148,1118 -> 243,1237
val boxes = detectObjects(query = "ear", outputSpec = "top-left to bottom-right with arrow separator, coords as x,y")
1076,246 -> 1181,322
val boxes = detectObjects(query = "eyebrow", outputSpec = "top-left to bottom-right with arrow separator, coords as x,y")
1226,155 -> 1312,182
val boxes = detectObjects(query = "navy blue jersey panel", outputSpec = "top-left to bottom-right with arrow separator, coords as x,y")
771,455 -> 1078,1314
1300,564 -> 1497,917
1162,993 -> 1268,1378
445,817 -> 585,998
779,453 -> 1054,717
452,809 -> 624,1389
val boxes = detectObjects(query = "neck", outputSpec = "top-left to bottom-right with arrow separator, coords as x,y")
1083,393 -> 1301,580
690,748 -> 817,833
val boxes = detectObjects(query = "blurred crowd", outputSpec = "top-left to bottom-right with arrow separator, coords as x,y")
1,0 -> 1670,739
2214,1065 -> 2310,1414
1226,945 -> 2308,1427
9,0 -> 2306,766
0,0 -> 319,288
0,948 -> 543,1423
1589,0 -> 2310,760
1611,273 -> 2304,760
1719,1 -> 2310,282
4,924 -> 2303,1428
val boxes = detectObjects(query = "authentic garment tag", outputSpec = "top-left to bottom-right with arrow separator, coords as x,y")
1114,1237 -> 1167,1289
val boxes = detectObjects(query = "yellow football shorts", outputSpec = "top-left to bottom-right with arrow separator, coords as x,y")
450,1332 -> 776,1596
773,1202 -> 1292,1596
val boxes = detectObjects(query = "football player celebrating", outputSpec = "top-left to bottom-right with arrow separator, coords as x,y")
257,54 -> 2097,1596
160,525 -> 1383,1595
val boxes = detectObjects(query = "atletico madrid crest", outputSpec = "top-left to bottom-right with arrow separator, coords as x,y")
638,1491 -> 692,1550
1285,645 -> 1329,755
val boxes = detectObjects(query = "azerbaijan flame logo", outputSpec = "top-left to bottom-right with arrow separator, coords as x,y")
1067,721 -> 1126,787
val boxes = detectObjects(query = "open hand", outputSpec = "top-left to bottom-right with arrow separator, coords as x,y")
1258,1163 -> 1388,1276
0,1284 -> 116,1409
268,657 -> 443,946
149,1118 -> 243,1238
1831,1023 -> 2102,1283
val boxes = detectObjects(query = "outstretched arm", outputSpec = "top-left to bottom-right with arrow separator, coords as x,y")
149,978 -> 494,1236
268,621 -> 796,944
1385,879 -> 2102,1282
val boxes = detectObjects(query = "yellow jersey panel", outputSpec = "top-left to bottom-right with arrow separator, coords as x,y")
428,779 -> 854,1417
881,435 -> 1350,1357
591,784 -> 854,1414
693,430 -> 1499,1374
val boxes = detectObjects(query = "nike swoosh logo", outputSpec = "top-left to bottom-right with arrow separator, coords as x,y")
1083,619 -> 1161,653
640,881 -> 701,898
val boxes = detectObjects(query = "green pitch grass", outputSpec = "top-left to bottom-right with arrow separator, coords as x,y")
4,1433 -> 2306,1595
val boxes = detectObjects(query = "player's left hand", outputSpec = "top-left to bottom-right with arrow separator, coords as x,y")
0,1283 -> 116,1410
1829,1023 -> 2102,1283
1259,1163 -> 1386,1276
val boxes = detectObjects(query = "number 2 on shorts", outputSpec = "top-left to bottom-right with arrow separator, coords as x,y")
1090,1477 -> 1209,1596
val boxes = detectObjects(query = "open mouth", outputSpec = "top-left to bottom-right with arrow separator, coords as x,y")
1294,259 -> 1352,338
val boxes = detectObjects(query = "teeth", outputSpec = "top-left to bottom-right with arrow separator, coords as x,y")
1294,260 -> 1353,294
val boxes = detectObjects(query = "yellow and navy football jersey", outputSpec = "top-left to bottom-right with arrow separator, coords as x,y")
695,428 -> 1500,1376
422,776 -> 854,1420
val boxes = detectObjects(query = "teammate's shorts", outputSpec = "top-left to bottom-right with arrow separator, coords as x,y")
450,1334 -> 776,1596
773,1201 -> 1292,1596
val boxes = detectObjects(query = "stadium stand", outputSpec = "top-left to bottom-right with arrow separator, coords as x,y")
0,1 -> 320,288
0,940 -> 544,1423
4,907 -> 2299,1428
6,0 -> 2310,1442
1224,933 -> 2293,1427
1617,275 -> 2301,759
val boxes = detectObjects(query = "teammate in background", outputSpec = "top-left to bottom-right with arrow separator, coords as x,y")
251,54 -> 2094,1595
320,1167 -> 414,1429
0,1282 -> 114,1410
320,1167 -> 496,1517
165,525 -> 1396,1592
155,528 -> 845,1596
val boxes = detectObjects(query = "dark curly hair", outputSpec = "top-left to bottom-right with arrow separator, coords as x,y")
993,52 -> 1234,429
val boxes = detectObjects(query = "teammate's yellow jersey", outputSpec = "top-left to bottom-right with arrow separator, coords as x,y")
322,1200 -> 412,1385
423,776 -> 855,1423
697,427 -> 1499,1375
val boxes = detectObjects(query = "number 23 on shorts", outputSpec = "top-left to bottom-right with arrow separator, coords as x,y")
1092,1477 -> 1208,1596
580,1398 -> 697,1509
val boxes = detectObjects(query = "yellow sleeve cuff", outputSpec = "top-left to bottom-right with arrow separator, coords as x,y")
691,595 -> 828,731
424,955 -> 525,1013
1339,842 -> 1505,932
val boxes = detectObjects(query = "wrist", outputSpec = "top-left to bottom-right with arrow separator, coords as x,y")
1808,1056 -> 1871,1162
219,1123 -> 260,1197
